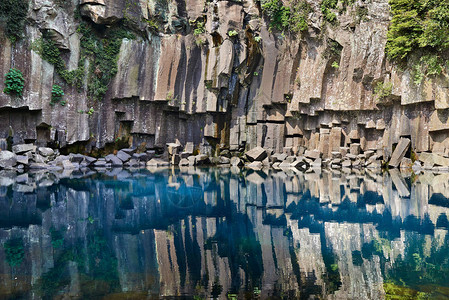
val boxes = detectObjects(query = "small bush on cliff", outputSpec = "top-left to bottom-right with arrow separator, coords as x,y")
374,81 -> 393,103
262,0 -> 311,33
193,21 -> 205,35
0,0 -> 29,43
3,68 -> 25,97
51,84 -> 64,105
262,0 -> 291,31
321,0 -> 338,24
386,0 -> 449,83
386,0 -> 449,61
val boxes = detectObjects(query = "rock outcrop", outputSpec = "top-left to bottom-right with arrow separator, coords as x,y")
0,0 -> 448,166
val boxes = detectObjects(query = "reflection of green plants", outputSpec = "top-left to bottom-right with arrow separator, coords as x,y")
385,233 -> 449,296
3,68 -> 25,97
0,0 -> 29,43
4,238 -> 25,267
50,228 -> 64,249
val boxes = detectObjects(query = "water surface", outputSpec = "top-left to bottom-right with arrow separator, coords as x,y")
1,167 -> 449,299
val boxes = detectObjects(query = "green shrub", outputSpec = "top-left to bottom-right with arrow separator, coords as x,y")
262,0 -> 311,33
262,0 -> 291,31
51,84 -> 64,105
228,30 -> 238,37
321,0 -> 338,24
386,0 -> 449,61
193,21 -> 205,35
374,81 -> 393,101
290,0 -> 312,32
331,61 -> 339,68
0,0 -> 29,43
3,68 -> 25,97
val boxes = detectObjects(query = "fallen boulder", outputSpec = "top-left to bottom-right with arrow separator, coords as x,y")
245,146 -> 267,162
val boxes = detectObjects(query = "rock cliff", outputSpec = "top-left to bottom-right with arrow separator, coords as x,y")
1,0 -> 449,160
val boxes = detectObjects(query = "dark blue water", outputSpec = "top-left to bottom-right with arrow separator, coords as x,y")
1,167 -> 449,299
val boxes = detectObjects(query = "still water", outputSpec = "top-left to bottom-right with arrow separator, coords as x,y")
1,166 -> 449,299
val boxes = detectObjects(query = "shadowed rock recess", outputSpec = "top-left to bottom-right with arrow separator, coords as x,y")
1,0 -> 449,169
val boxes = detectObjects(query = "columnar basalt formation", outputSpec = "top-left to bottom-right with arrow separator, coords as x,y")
0,0 -> 449,166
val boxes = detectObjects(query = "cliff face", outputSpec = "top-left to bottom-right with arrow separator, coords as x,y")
0,0 -> 449,158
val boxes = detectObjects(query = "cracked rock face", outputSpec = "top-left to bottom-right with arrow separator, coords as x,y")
0,0 -> 449,159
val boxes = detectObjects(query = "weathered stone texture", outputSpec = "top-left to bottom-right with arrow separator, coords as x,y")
0,0 -> 448,160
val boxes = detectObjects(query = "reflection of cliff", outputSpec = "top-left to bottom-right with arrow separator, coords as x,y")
0,168 -> 449,298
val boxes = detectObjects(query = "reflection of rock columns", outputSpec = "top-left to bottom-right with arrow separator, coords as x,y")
287,216 -> 326,294
325,223 -> 384,299
155,230 -> 180,296
255,209 -> 276,292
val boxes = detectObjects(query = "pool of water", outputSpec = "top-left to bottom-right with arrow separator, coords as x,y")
1,166 -> 449,299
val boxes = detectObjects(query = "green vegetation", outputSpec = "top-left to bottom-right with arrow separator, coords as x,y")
228,30 -> 239,37
331,61 -> 340,69
374,81 -> 393,101
261,0 -> 312,33
386,0 -> 449,61
193,21 -> 206,36
51,84 -> 64,105
3,68 -> 25,97
33,22 -> 134,101
262,0 -> 291,31
78,23 -> 135,101
32,37 -> 84,88
0,0 -> 29,43
50,228 -> 65,249
4,238 -> 24,267
384,233 -> 449,298
322,39 -> 342,62
320,0 -> 338,24
386,0 -> 449,84
87,107 -> 94,116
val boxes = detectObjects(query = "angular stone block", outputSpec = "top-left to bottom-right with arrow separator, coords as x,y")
245,146 -> 267,162
389,138 -> 410,168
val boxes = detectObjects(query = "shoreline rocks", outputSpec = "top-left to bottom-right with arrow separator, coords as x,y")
2,141 -> 449,174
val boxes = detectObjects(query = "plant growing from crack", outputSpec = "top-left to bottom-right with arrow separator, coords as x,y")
51,84 -> 64,105
3,68 -> 25,97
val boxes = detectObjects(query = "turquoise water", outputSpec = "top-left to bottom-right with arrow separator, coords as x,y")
1,167 -> 449,299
